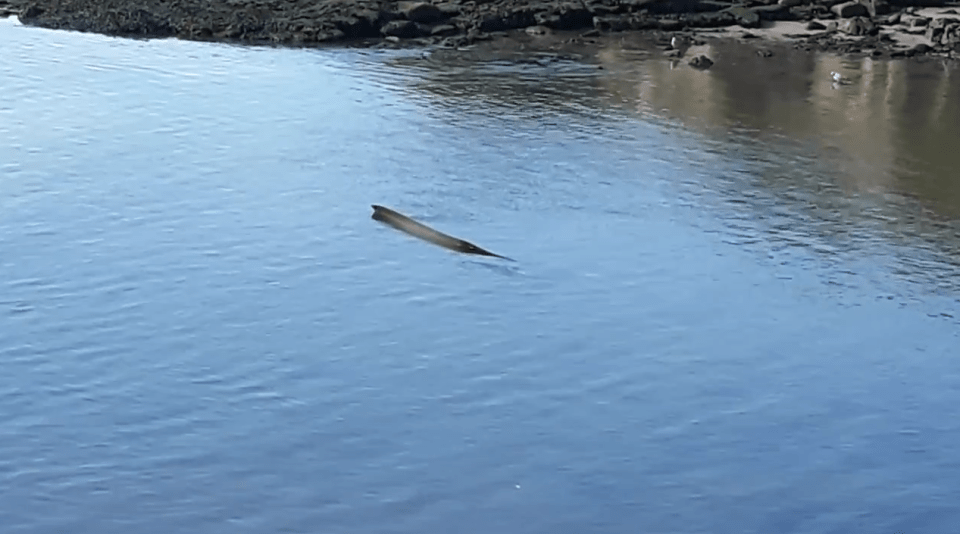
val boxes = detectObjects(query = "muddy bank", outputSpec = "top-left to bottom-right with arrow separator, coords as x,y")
3,0 -> 960,60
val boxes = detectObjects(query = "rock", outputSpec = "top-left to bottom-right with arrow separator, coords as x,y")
683,11 -> 732,28
931,16 -> 960,29
859,0 -> 891,16
753,4 -> 790,20
19,4 -> 44,19
839,16 -> 875,35
826,21 -> 839,31
911,16 -> 930,26
337,11 -> 387,40
887,0 -> 947,6
430,24 -> 457,36
884,12 -> 901,24
831,1 -> 868,17
906,42 -> 931,55
697,1 -> 732,12
689,55 -> 714,68
481,9 -> 536,32
535,4 -> 592,30
658,18 -> 684,30
593,15 -> 629,31
381,20 -> 422,38
757,48 -> 774,56
9,0 -> 948,52
642,0 -> 701,14
940,23 -> 960,47
398,2 -> 445,24
725,6 -> 760,28
525,24 -> 551,35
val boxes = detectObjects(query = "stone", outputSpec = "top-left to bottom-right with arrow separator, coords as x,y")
831,1 -> 868,17
911,16 -> 930,26
941,23 -> 960,47
19,4 -> 44,19
381,19 -> 422,38
753,4 -> 790,19
658,18 -> 684,30
525,24 -> 551,35
336,12 -> 385,39
887,0 -> 947,6
697,1 -> 732,12
435,3 -> 461,18
725,6 -> 760,28
481,9 -> 536,32
398,2 -> 444,24
536,4 -> 593,30
10,0 -> 950,52
839,16 -> 875,35
884,12 -> 901,24
689,55 -> 714,68
683,11 -> 734,28
593,15 -> 630,31
859,0 -> 891,16
429,24 -> 457,36
931,16 -> 960,29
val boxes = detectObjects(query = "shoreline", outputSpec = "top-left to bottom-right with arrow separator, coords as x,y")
2,0 -> 960,62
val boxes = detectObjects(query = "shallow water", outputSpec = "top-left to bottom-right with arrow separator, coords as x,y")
2,18 -> 959,534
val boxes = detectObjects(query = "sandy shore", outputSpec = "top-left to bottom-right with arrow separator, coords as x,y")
3,0 -> 959,63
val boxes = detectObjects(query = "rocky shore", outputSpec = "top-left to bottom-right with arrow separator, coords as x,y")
3,0 -> 960,60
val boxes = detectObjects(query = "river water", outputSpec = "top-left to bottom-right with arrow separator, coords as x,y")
2,17 -> 959,534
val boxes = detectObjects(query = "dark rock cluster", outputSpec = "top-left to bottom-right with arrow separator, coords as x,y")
3,0 -> 959,59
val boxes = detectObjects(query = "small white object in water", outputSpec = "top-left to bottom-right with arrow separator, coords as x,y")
670,36 -> 690,49
831,71 -> 843,82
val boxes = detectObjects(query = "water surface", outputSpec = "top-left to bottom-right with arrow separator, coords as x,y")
2,18 -> 959,534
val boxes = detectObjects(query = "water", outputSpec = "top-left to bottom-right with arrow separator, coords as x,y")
2,18 -> 959,534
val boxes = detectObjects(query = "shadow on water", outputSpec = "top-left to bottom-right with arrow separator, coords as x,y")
377,35 -> 960,303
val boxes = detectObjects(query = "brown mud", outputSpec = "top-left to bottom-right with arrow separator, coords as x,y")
2,0 -> 960,62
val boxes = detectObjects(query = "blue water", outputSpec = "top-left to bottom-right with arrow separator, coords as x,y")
2,18 -> 959,534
